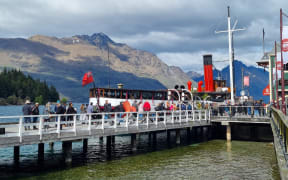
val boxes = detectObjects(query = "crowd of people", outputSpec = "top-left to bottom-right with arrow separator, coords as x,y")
22,98 -> 266,130
210,100 -> 266,117
22,100 -> 40,130
22,99 -> 197,130
22,100 -> 79,130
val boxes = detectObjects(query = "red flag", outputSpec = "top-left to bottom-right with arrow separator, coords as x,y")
263,84 -> 270,96
244,76 -> 249,87
82,72 -> 94,86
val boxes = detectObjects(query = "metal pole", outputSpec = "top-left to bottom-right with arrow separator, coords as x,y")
271,54 -> 275,105
280,8 -> 286,114
228,6 -> 235,105
276,41 -> 280,109
241,67 -> 244,90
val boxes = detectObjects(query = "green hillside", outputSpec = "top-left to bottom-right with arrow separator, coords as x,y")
0,68 -> 59,105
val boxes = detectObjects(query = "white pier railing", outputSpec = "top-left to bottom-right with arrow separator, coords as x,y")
0,110 -> 210,142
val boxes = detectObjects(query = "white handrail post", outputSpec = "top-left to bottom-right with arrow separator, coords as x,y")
199,111 -> 202,121
180,107 -> 182,123
156,112 -> 158,127
126,113 -> 128,128
73,115 -> 77,135
136,112 -> 139,129
88,114 -> 91,135
179,110 -> 182,124
114,113 -> 117,129
209,109 -> 211,121
102,113 -> 105,130
164,111 -> 166,127
193,110 -> 195,121
57,115 -> 61,138
146,112 -> 149,128
39,116 -> 43,140
172,111 -> 174,124
19,117 -> 23,143
205,110 -> 207,120
186,110 -> 189,123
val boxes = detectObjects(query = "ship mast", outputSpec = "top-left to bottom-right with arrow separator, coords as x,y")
216,6 -> 245,105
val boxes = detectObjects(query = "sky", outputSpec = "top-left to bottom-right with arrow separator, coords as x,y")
0,0 -> 287,74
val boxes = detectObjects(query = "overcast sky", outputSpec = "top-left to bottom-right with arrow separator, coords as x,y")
0,0 -> 287,73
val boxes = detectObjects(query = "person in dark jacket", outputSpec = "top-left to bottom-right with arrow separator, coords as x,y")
104,100 -> 112,113
22,100 -> 32,130
56,102 -> 65,128
66,102 -> 77,122
31,102 -> 40,130
104,100 -> 112,119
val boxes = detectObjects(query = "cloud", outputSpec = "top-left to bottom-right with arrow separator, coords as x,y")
0,0 -> 287,72
157,47 -> 263,74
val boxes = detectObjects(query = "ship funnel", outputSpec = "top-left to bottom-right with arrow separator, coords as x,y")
203,54 -> 214,92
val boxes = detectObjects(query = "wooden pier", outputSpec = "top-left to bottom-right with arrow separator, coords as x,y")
0,109 -> 210,163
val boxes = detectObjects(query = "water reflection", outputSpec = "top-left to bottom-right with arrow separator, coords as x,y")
0,130 -> 281,180
226,141 -> 232,161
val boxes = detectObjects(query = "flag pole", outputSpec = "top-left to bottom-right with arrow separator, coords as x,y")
280,8 -> 286,114
271,44 -> 275,107
276,41 -> 280,109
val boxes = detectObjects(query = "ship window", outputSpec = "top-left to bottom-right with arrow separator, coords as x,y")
170,92 -> 179,101
142,91 -> 152,99
163,92 -> 167,100
110,90 -> 115,98
122,91 -> 127,99
116,90 -> 121,98
104,89 -> 108,97
154,92 -> 164,100
130,91 -> 140,99
94,89 -> 98,97
89,89 -> 95,97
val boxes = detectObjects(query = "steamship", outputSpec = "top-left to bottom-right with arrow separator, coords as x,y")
88,54 -> 231,109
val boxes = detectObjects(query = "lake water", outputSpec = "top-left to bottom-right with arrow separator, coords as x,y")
0,105 -> 281,180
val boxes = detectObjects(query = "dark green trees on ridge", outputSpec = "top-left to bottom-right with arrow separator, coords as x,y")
0,68 -> 59,105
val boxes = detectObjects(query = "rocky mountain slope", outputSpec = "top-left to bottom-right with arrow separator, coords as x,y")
0,33 -> 194,102
186,71 -> 202,80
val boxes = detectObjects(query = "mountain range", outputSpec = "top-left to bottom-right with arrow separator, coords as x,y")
0,33 -> 194,102
187,60 -> 269,102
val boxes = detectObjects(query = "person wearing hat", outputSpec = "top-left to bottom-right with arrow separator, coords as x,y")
22,100 -> 32,130
31,102 -> 40,130
54,100 -> 61,113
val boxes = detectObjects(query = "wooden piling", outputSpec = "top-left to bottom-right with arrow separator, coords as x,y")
38,143 -> 44,162
62,141 -> 72,164
14,146 -> 20,164
83,139 -> 88,153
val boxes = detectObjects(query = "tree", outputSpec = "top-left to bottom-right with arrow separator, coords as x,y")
35,95 -> 44,105
0,68 -> 60,104
7,95 -> 18,105
61,97 -> 68,104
